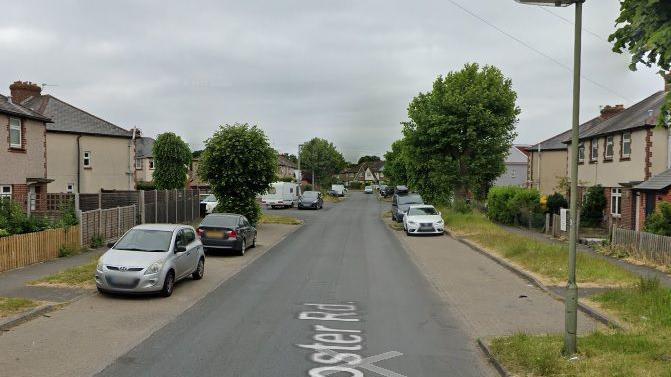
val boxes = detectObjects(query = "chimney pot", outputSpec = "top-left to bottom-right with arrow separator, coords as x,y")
600,104 -> 625,120
9,81 -> 42,104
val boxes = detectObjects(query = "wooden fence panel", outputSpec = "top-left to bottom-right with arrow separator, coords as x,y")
612,227 -> 671,266
0,226 -> 81,273
79,205 -> 136,246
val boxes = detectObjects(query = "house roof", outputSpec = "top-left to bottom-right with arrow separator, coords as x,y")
0,94 -> 52,122
363,160 -> 385,172
530,116 -> 603,151
505,145 -> 528,164
135,136 -> 155,158
574,91 -> 666,141
634,168 -> 671,191
278,154 -> 297,169
22,95 -> 133,138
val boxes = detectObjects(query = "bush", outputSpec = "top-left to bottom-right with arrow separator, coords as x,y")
581,185 -> 606,227
451,198 -> 472,214
302,184 -> 313,192
644,202 -> 671,236
487,186 -> 541,226
546,192 -> 568,215
349,181 -> 363,190
90,234 -> 104,249
0,200 -> 52,235
278,176 -> 295,182
136,181 -> 157,190
58,245 -> 75,258
487,186 -> 521,224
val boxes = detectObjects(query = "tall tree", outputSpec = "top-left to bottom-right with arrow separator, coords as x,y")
279,152 -> 298,165
152,132 -> 192,190
198,124 -> 277,225
402,63 -> 519,203
299,138 -> 346,187
383,140 -> 408,186
610,0 -> 671,124
357,155 -> 381,165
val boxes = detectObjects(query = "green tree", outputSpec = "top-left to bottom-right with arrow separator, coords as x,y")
357,155 -> 381,165
198,123 -> 277,224
610,0 -> 671,124
299,138 -> 346,187
383,140 -> 408,186
644,202 -> 671,236
546,192 -> 568,215
279,153 -> 298,165
402,63 -> 519,204
152,132 -> 192,190
581,185 -> 607,227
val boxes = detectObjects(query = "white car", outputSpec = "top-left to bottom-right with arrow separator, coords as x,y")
200,194 -> 218,214
95,224 -> 205,297
364,186 -> 373,194
402,205 -> 444,236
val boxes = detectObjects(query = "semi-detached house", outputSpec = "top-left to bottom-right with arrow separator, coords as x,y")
10,81 -> 135,194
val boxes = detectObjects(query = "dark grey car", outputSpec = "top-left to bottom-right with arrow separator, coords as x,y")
298,191 -> 323,210
197,213 -> 257,256
391,193 -> 424,222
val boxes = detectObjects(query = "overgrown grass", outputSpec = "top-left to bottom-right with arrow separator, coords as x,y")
258,214 -> 302,225
0,297 -> 38,318
31,260 -> 97,288
491,278 -> 671,376
443,209 -> 636,286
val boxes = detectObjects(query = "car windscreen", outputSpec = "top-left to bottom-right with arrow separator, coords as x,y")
114,229 -> 173,252
202,194 -> 217,203
200,215 -> 239,228
302,191 -> 319,198
408,207 -> 438,216
398,195 -> 423,205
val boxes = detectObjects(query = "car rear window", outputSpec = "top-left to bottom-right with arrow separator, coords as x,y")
200,215 -> 239,228
398,195 -> 423,205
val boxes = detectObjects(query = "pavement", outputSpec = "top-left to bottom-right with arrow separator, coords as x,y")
97,192 -> 495,377
0,223 -> 299,377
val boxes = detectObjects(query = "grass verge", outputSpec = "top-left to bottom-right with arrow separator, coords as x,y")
490,277 -> 671,376
323,194 -> 343,203
443,209 -> 636,286
259,214 -> 302,225
0,297 -> 38,318
30,260 -> 97,288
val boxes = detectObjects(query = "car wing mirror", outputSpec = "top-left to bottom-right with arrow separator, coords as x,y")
175,245 -> 187,253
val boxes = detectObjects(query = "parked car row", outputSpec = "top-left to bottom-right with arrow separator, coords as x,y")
389,185 -> 444,236
96,212 -> 257,298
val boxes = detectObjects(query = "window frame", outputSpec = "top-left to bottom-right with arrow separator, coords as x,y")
621,132 -> 631,158
590,138 -> 598,161
611,188 -> 622,216
135,158 -> 143,170
577,142 -> 585,162
66,183 -> 74,193
148,159 -> 154,170
9,117 -> 22,149
0,185 -> 12,199
605,136 -> 614,160
83,151 -> 92,168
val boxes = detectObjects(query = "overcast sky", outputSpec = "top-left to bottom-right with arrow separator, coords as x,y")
1,0 -> 663,161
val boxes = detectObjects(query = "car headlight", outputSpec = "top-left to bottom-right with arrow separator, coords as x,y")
407,221 -> 417,225
437,219 -> 444,224
96,258 -> 104,272
144,261 -> 164,275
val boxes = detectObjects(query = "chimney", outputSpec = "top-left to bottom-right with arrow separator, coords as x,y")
600,104 -> 625,120
9,81 -> 41,104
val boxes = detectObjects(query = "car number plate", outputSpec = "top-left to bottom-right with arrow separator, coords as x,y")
206,230 -> 224,238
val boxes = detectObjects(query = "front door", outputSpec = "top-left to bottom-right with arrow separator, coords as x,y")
645,192 -> 656,218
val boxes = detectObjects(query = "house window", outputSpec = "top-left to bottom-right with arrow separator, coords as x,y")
148,159 -> 154,170
0,185 -> 11,199
611,188 -> 622,216
83,151 -> 91,168
135,158 -> 142,170
9,118 -> 21,148
590,139 -> 598,161
578,142 -> 585,162
66,183 -> 74,193
605,136 -> 614,159
622,132 -> 631,158
511,169 -> 517,179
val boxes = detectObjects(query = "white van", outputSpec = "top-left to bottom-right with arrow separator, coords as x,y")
331,184 -> 346,197
261,182 -> 300,208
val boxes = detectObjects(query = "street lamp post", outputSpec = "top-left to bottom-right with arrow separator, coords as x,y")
514,0 -> 583,356
298,143 -> 305,183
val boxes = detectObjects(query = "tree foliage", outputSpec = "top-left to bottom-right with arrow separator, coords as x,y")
280,153 -> 298,165
644,202 -> 671,236
610,0 -> 671,124
383,140 -> 408,186
546,192 -> 568,215
581,185 -> 606,227
299,138 -> 346,187
198,124 -> 277,224
357,155 -> 381,165
152,132 -> 192,190
402,63 -> 519,204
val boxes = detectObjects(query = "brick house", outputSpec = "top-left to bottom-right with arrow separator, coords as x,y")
0,90 -> 53,212
277,154 -> 297,180
566,76 -> 670,230
10,81 -> 135,193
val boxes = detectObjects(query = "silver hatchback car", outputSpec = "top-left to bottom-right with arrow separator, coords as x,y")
96,224 -> 205,297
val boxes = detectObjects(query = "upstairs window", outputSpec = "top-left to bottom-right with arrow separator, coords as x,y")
578,142 -> 585,162
9,118 -> 21,148
83,151 -> 92,168
605,136 -> 614,159
622,132 -> 631,158
66,183 -> 74,193
590,139 -> 598,161
135,158 -> 142,170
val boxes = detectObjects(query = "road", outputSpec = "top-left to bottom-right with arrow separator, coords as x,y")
96,192 -> 493,377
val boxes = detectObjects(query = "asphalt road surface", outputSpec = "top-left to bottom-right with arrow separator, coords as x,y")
96,192 -> 493,377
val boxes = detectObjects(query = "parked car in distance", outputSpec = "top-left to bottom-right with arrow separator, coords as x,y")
392,193 -> 424,222
298,191 -> 323,210
402,205 -> 444,236
261,182 -> 300,208
380,185 -> 394,198
200,194 -> 218,214
395,185 -> 409,195
197,213 -> 257,256
330,184 -> 346,197
96,224 -> 205,297
364,185 -> 373,194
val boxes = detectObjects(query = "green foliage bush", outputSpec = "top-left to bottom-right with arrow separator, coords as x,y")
136,181 -> 157,190
278,176 -> 295,182
487,186 -> 541,226
546,192 -> 568,215
348,182 -> 363,190
451,198 -> 472,214
153,132 -> 192,190
58,245 -> 75,258
0,200 -> 52,235
90,234 -> 104,249
302,184 -> 313,192
581,185 -> 606,227
644,202 -> 671,236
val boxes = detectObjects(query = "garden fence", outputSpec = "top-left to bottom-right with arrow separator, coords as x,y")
611,227 -> 671,267
0,226 -> 80,273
